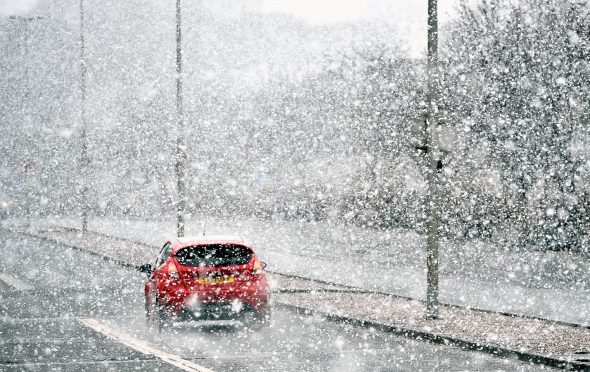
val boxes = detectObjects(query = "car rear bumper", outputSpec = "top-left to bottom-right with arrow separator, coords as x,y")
160,284 -> 270,318
176,301 -> 260,322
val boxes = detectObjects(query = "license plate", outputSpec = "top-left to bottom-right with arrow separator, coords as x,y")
198,275 -> 234,285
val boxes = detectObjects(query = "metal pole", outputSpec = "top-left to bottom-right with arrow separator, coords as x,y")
10,15 -> 42,229
79,0 -> 89,233
23,19 -> 32,229
425,0 -> 440,319
175,0 -> 187,237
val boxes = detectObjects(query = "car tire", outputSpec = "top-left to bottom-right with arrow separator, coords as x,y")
156,297 -> 172,333
262,308 -> 272,327
144,296 -> 151,326
242,311 -> 258,330
243,308 -> 271,330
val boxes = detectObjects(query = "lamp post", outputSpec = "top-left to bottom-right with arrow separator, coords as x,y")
9,15 -> 43,228
425,0 -> 440,319
78,0 -> 90,233
175,0 -> 187,237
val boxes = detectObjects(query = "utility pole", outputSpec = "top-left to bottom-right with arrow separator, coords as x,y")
175,0 -> 187,237
425,0 -> 440,319
79,0 -> 89,233
10,15 -> 43,228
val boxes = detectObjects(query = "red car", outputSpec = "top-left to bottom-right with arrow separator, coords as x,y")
140,236 -> 270,331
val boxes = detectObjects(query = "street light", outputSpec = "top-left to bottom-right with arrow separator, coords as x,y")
425,0 -> 440,319
9,15 -> 44,228
175,0 -> 187,237
79,0 -> 89,233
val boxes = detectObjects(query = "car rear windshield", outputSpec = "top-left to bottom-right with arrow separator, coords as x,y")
175,244 -> 253,267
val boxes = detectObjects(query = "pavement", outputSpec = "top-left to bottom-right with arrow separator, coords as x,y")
4,223 -> 589,370
26,215 -> 590,326
0,228 -> 545,371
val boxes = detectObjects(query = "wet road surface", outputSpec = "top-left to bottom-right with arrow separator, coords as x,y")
0,230 -> 553,371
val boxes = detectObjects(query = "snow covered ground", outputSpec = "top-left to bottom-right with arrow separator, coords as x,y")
17,215 -> 590,325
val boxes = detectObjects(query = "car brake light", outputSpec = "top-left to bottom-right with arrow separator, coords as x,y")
251,260 -> 263,276
167,261 -> 179,278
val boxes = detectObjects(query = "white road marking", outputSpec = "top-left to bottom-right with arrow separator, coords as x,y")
0,273 -> 33,291
78,318 -> 214,372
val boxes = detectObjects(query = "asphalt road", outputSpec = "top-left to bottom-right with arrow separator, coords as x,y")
0,230 -> 552,371
52,216 -> 588,325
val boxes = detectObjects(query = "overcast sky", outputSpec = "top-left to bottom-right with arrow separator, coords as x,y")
0,0 -> 465,124
1,0 -> 461,57
261,0 -> 461,56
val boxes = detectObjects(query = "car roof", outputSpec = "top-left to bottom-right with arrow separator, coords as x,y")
173,235 -> 251,249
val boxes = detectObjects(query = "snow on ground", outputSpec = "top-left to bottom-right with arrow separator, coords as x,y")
18,215 -> 590,325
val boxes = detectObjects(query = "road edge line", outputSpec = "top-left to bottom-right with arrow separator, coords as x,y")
49,226 -> 590,330
6,228 -> 588,370
78,318 -> 214,372
0,273 -> 34,291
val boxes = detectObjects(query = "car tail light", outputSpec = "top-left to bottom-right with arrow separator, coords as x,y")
167,261 -> 179,279
251,259 -> 263,276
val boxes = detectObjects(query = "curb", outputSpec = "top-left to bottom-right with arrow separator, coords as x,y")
6,227 -> 142,271
73,226 -> 590,330
268,272 -> 590,330
274,302 -> 589,371
5,227 -> 589,370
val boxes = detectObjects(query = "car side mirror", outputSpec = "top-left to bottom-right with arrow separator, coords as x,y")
138,263 -> 153,274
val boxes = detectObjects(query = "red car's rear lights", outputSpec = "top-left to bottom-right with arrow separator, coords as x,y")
166,261 -> 179,278
251,259 -> 263,276
144,238 -> 270,331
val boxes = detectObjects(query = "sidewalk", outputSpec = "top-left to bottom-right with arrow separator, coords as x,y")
10,225 -> 590,370
25,216 -> 590,326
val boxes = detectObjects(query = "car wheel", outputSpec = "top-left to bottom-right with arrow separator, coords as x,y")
156,298 -> 172,333
242,311 -> 258,330
144,296 -> 151,325
243,309 -> 270,330
261,308 -> 272,327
